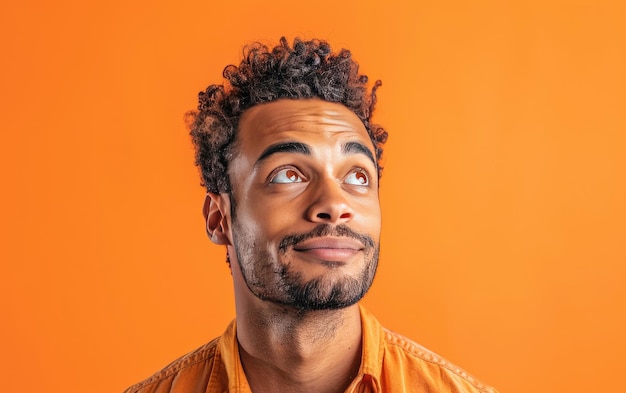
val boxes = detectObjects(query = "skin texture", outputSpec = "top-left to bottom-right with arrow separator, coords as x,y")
203,98 -> 382,393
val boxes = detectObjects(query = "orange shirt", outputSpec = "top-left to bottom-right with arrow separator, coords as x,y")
124,306 -> 498,393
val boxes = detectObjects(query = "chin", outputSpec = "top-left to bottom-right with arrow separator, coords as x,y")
281,270 -> 374,311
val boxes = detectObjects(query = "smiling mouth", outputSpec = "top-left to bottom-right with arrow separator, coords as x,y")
292,237 -> 364,262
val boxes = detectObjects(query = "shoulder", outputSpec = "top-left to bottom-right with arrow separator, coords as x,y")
381,328 -> 498,393
123,337 -> 222,393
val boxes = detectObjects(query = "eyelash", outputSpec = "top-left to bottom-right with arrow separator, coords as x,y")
268,166 -> 371,186
268,166 -> 306,184
345,168 -> 370,185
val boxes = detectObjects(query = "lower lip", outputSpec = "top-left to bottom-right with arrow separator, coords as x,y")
295,248 -> 360,262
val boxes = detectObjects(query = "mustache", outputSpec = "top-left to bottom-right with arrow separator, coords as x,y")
278,224 -> 376,253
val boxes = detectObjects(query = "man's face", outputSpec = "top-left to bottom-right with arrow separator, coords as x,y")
226,98 -> 381,311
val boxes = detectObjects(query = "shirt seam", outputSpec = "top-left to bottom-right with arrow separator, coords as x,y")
382,329 -> 493,392
125,337 -> 220,392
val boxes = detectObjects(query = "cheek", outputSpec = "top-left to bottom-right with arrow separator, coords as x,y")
236,198 -> 298,241
357,197 -> 382,235
259,208 -> 299,238
252,187 -> 305,218
356,193 -> 381,215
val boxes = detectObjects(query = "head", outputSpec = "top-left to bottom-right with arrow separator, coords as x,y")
188,37 -> 387,194
189,37 -> 388,312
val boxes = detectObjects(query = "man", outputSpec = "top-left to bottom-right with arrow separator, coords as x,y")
125,37 -> 498,393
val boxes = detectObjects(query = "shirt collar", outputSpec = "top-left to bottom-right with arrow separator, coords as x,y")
218,320 -> 252,393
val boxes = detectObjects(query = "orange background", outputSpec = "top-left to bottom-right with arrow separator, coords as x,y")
1,1 -> 625,392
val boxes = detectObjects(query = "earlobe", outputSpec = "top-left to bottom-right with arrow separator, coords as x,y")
202,192 -> 232,246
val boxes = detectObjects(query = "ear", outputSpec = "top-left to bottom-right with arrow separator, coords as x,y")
202,192 -> 232,246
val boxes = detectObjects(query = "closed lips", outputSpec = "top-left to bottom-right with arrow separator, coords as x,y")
292,237 -> 365,251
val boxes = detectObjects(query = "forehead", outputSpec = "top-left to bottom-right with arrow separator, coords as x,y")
236,98 -> 374,155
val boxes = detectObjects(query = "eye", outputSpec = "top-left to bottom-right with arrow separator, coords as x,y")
269,168 -> 304,184
344,169 -> 369,186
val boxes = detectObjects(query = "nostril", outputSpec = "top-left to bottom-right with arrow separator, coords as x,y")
340,213 -> 351,219
317,213 -> 331,219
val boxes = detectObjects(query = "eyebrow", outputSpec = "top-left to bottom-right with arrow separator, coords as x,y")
255,140 -> 377,168
256,142 -> 311,164
342,141 -> 377,168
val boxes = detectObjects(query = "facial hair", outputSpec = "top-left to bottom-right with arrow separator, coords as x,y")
232,222 -> 380,312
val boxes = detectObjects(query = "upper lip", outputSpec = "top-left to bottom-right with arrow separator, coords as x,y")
292,237 -> 365,251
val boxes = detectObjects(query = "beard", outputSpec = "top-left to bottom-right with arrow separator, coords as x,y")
232,222 -> 380,312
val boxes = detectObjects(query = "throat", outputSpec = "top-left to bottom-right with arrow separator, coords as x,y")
237,306 -> 363,393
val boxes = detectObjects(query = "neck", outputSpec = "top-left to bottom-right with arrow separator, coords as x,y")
236,303 -> 363,393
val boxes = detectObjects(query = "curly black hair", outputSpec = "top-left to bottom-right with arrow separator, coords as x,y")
187,37 -> 388,194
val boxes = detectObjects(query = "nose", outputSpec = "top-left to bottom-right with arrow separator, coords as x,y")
305,177 -> 354,224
